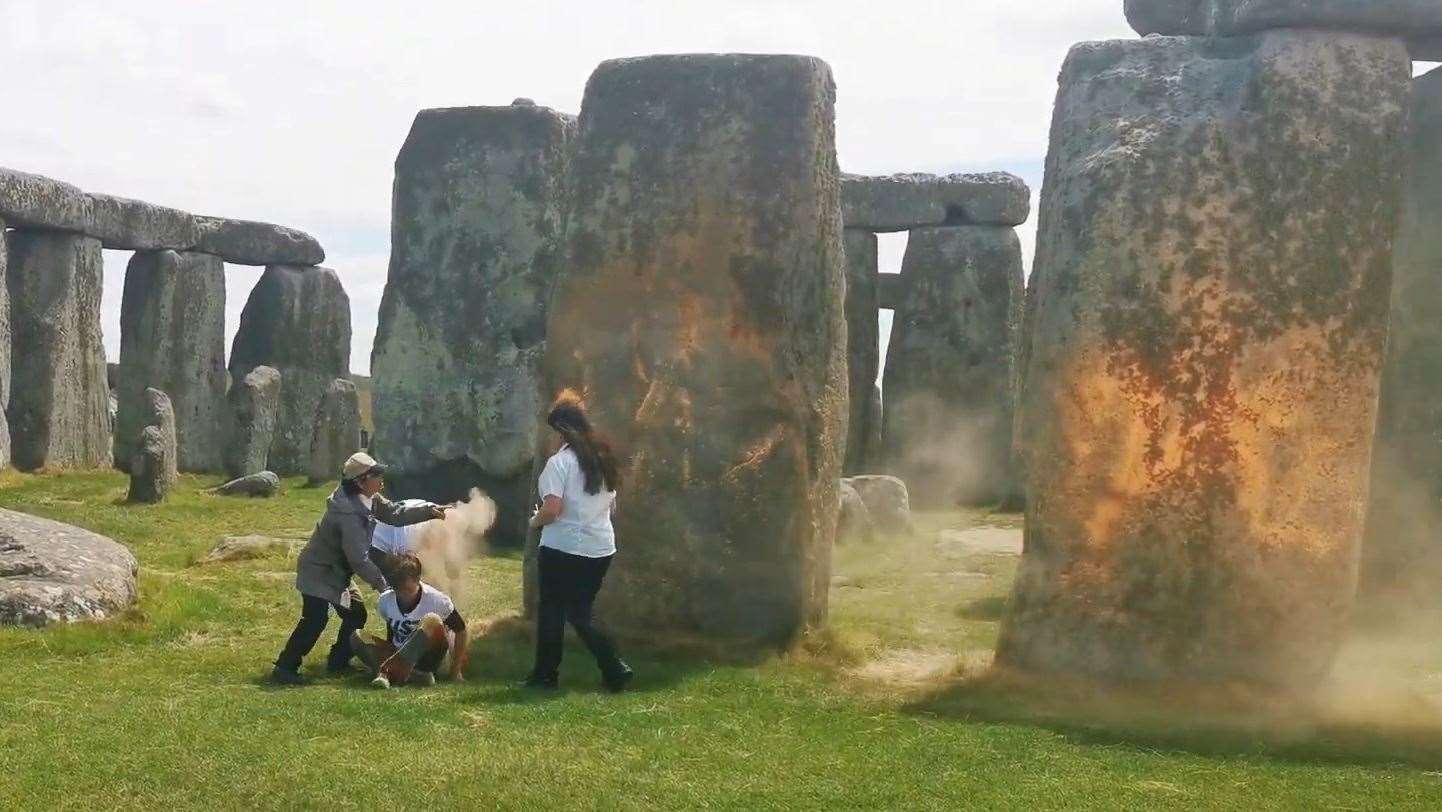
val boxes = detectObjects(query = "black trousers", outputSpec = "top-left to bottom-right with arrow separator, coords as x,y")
276,593 -> 368,672
531,546 -> 623,681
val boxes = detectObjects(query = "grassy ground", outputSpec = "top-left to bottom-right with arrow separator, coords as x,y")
3,470 -> 1442,810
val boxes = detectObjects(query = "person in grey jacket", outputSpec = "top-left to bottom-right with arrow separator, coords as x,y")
271,452 -> 447,685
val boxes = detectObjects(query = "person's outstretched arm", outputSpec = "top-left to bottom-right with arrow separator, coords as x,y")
445,611 -> 468,681
373,495 -> 448,526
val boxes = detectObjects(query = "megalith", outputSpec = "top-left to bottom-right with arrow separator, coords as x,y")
126,388 -> 178,504
5,231 -> 111,470
998,33 -> 1410,687
115,250 -> 227,473
882,225 -> 1023,507
0,218 -> 9,469
224,365 -> 282,478
843,229 -> 880,474
1364,66 -> 1442,605
371,101 -> 574,546
1124,0 -> 1442,55
0,508 -> 138,626
307,378 -> 361,485
537,54 -> 847,645
229,265 -> 350,474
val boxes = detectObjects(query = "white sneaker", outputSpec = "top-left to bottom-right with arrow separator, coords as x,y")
371,675 -> 391,690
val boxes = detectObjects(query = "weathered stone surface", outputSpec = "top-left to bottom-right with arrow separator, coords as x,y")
371,102 -> 575,546
882,225 -> 1023,507
224,365 -> 282,478
0,218 -> 9,469
843,475 -> 914,537
5,231 -> 111,470
213,471 -> 280,498
307,378 -> 361,484
193,216 -> 324,266
0,508 -> 138,626
116,250 -> 227,473
201,534 -> 303,564
841,172 -> 1030,231
125,388 -> 178,504
86,194 -> 200,251
843,230 -> 880,475
863,384 -> 884,470
537,54 -> 847,644
229,265 -> 350,474
999,33 -> 1410,687
877,273 -> 906,311
1364,66 -> 1442,605
836,480 -> 876,545
0,168 -> 91,233
1126,0 -> 1442,52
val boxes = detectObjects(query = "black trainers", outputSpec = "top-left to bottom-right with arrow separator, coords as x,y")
602,663 -> 634,693
520,674 -> 559,690
270,666 -> 307,686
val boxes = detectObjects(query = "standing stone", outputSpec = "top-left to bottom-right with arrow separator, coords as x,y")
126,388 -> 177,504
224,365 -> 282,478
1365,67 -> 1442,604
0,217 -> 8,469
229,265 -> 350,475
999,33 -> 1410,687
537,54 -> 847,645
307,378 -> 361,484
882,225 -> 1023,507
5,231 -> 111,470
843,230 -> 880,475
115,250 -> 227,473
371,101 -> 574,546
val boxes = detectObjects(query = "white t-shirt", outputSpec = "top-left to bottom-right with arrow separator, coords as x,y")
369,499 -> 432,555
378,582 -> 456,647
538,445 -> 617,558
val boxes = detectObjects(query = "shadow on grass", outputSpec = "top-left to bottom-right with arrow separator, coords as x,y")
905,667 -> 1442,770
460,614 -> 772,703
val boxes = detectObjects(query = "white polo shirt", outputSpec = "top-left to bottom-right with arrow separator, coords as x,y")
538,445 -> 617,558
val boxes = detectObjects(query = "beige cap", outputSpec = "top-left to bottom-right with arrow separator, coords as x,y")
342,452 -> 386,480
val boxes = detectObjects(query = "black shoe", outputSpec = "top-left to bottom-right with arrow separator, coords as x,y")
602,663 -> 634,693
520,674 -> 559,690
271,666 -> 307,686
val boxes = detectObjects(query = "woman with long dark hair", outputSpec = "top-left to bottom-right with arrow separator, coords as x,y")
524,392 -> 632,691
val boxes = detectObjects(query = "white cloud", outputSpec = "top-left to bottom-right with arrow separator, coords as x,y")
5,0 -> 1133,373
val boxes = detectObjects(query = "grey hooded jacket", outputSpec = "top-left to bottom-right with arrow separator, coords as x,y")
295,488 -> 437,603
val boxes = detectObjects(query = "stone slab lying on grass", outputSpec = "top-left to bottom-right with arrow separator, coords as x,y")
0,508 -> 138,627
201,534 -> 304,564
837,480 -> 877,545
213,471 -> 280,498
843,475 -> 914,536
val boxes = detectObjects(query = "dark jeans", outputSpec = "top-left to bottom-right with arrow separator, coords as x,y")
276,593 -> 368,672
531,546 -> 623,681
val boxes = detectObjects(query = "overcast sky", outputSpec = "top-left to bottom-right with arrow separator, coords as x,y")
3,1 -> 1138,374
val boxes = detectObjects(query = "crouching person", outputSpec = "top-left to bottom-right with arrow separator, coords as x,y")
352,553 -> 468,688
271,453 -> 448,686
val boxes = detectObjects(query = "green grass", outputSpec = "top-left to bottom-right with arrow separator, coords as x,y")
3,470 -> 1442,809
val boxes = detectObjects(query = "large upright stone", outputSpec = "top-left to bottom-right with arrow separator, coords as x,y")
125,388 -> 178,504
843,230 -> 880,475
116,250 -> 227,473
371,101 -> 575,545
999,33 -> 1410,687
224,365 -> 282,478
539,54 -> 847,645
307,378 -> 361,484
1365,67 -> 1442,604
229,265 -> 350,475
5,231 -> 111,470
0,218 -> 8,469
882,226 -> 1022,507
